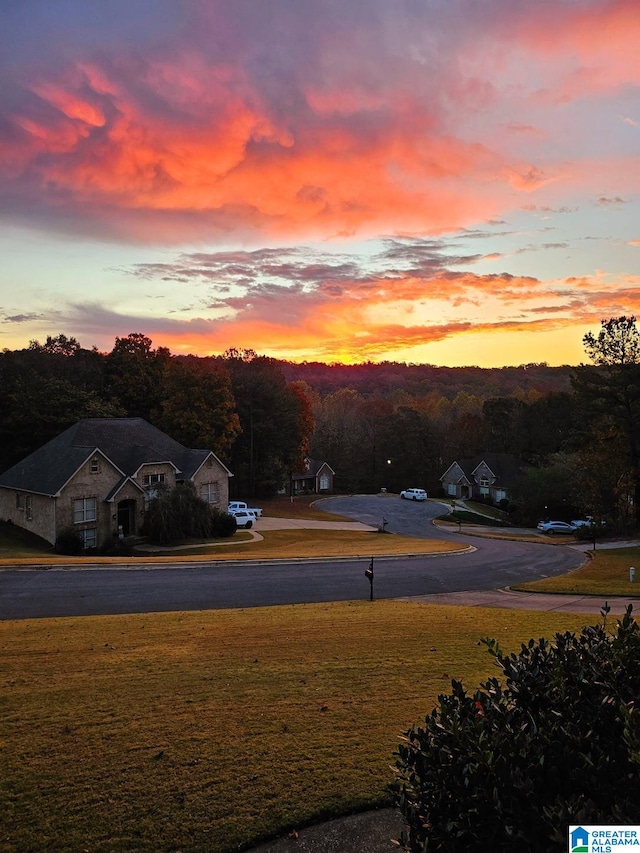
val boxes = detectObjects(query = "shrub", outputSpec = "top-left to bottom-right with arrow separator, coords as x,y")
54,527 -> 84,555
142,482 -> 237,544
99,535 -> 137,557
395,606 -> 640,852
210,508 -> 237,538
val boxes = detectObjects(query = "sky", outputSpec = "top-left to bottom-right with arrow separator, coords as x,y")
0,0 -> 638,367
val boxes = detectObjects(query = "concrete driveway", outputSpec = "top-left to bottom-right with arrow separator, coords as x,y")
255,517 -> 377,531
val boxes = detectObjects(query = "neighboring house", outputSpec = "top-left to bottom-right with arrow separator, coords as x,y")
291,457 -> 335,495
440,452 -> 523,503
0,418 -> 233,548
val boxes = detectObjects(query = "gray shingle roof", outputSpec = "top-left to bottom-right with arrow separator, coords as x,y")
455,452 -> 524,485
0,418 -> 227,496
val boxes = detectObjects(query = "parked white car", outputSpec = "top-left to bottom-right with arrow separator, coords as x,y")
228,501 -> 263,518
400,488 -> 428,501
229,509 -> 254,529
571,517 -> 606,528
536,520 -> 577,535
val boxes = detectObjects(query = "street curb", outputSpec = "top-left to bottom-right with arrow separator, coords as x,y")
0,547 -> 476,572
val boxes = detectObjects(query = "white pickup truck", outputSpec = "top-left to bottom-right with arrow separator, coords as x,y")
228,501 -> 263,519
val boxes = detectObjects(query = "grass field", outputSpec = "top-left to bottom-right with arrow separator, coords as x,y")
514,545 -> 640,596
1,601 -> 592,852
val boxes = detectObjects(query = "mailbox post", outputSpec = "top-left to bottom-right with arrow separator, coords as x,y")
365,558 -> 374,601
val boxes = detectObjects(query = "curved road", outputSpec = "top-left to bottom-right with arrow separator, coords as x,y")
0,496 -> 585,620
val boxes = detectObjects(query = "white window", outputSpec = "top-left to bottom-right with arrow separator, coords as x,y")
90,458 -> 100,474
201,483 -> 219,504
25,496 -> 33,521
496,489 -> 507,501
447,483 -> 457,496
319,474 -> 330,491
74,497 -> 97,523
143,473 -> 166,487
16,493 -> 24,510
81,528 -> 97,549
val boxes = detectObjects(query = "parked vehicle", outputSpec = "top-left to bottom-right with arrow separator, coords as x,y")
571,517 -> 606,528
228,501 -> 263,518
400,488 -> 428,501
229,509 -> 254,529
536,520 -> 577,535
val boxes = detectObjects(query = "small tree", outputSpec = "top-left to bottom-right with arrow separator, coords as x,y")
395,606 -> 640,852
142,482 -> 236,545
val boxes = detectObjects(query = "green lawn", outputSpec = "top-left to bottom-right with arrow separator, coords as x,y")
0,602 -> 590,853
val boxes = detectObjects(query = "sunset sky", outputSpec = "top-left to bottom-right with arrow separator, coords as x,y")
1,0 -> 638,366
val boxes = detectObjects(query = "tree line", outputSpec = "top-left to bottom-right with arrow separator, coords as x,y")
1,318 -> 639,529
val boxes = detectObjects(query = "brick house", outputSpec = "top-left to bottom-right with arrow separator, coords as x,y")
0,418 -> 232,548
439,452 -> 523,503
291,458 -> 335,494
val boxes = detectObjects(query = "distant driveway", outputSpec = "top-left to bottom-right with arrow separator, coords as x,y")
316,494 -> 457,539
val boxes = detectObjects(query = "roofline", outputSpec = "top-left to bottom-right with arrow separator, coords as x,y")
54,447 -> 126,497
0,483 -> 56,499
105,477 -> 147,502
132,460 -> 181,478
439,461 -> 463,481
471,460 -> 496,478
190,451 -> 234,479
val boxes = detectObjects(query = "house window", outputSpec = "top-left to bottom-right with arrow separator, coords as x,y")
16,493 -> 24,510
201,483 -> 219,504
25,496 -> 33,521
496,489 -> 507,502
81,528 -> 97,549
319,474 -> 330,491
143,473 -> 166,487
74,497 -> 97,524
90,458 -> 100,474
447,484 -> 457,496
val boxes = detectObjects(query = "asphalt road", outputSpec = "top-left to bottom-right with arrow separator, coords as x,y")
0,495 -> 585,620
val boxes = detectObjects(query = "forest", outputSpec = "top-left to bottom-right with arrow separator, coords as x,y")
1,318 -> 638,531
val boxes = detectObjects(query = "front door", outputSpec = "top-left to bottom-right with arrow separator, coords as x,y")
117,499 -> 136,536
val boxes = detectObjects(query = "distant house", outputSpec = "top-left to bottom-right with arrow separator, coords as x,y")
0,418 -> 232,549
291,457 -> 335,495
440,452 -> 523,503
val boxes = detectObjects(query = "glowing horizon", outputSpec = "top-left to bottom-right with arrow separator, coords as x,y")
0,1 -> 638,368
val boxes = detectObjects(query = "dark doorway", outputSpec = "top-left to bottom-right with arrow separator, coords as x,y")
117,499 -> 136,535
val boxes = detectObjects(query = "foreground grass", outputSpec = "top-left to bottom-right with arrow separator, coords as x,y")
1,602 -> 589,852
514,545 -> 640,596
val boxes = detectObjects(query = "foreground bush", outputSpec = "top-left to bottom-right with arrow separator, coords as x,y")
395,606 -> 640,852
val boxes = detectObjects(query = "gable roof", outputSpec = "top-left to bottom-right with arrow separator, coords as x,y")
441,452 -> 524,485
292,458 -> 335,479
0,418 -> 232,497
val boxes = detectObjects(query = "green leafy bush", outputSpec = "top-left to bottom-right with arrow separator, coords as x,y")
142,481 -> 236,545
395,606 -> 640,852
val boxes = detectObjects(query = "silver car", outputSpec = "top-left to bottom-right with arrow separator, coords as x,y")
536,520 -> 576,535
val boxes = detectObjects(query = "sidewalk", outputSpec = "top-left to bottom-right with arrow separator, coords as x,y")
401,587 -> 640,614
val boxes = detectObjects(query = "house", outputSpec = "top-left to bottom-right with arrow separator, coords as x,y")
440,452 -> 523,504
0,418 -> 232,548
291,457 -> 335,494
